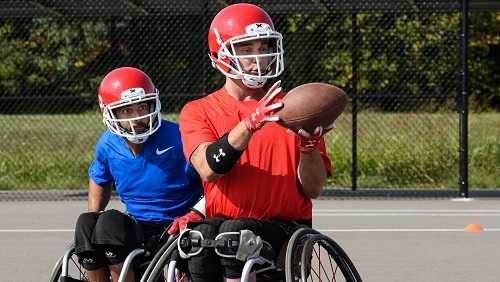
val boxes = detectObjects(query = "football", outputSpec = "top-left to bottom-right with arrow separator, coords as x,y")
277,83 -> 347,132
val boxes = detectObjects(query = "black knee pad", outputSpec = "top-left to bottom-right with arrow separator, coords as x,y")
75,212 -> 100,230
188,218 -> 226,281
218,218 -> 258,233
192,218 -> 224,238
218,219 -> 259,279
219,218 -> 259,279
101,245 -> 130,265
74,212 -> 100,254
93,209 -> 141,249
78,251 -> 106,271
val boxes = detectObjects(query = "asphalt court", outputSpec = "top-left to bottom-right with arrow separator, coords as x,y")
1,198 -> 499,282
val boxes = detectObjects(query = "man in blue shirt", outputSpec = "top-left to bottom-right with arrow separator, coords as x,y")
74,67 -> 204,282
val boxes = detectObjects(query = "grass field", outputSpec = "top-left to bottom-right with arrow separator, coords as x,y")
0,112 -> 498,190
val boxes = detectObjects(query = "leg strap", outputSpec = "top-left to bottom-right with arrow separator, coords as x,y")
177,229 -> 267,261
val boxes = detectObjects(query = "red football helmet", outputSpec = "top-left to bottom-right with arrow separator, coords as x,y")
98,67 -> 161,144
208,3 -> 284,88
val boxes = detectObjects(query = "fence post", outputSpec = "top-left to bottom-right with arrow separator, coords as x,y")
351,12 -> 358,191
459,0 -> 469,197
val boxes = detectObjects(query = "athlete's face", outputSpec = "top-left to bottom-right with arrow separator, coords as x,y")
233,39 -> 274,75
114,102 -> 150,134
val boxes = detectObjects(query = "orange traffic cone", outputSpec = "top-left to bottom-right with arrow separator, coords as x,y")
464,223 -> 483,233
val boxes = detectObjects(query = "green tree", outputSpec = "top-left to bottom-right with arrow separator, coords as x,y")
0,19 -> 111,98
469,11 -> 500,110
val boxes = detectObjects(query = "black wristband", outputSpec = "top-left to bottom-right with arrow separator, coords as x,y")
206,133 -> 243,174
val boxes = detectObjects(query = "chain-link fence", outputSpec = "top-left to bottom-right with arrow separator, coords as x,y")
1,0 -> 474,197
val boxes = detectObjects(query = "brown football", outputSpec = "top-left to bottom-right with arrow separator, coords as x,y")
277,83 -> 347,132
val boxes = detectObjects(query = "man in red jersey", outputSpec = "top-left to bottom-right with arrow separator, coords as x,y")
178,3 -> 333,282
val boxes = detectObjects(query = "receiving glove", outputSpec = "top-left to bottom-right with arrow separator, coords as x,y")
294,123 -> 335,154
167,210 -> 204,235
243,80 -> 284,133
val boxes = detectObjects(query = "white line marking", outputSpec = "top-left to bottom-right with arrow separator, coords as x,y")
318,228 -> 500,232
312,209 -> 500,217
2,227 -> 500,233
312,209 -> 500,212
450,198 -> 476,202
1,227 -> 500,234
0,229 -> 74,233
313,213 -> 500,216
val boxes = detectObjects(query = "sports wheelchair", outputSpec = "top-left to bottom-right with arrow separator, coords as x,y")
141,227 -> 362,282
49,235 -> 177,282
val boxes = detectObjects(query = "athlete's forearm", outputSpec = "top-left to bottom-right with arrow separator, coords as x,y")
297,151 -> 327,198
88,179 -> 111,212
190,121 -> 250,182
228,121 -> 252,150
190,142 -> 222,182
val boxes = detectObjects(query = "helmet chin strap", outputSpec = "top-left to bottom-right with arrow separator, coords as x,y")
126,135 -> 149,144
241,75 -> 267,89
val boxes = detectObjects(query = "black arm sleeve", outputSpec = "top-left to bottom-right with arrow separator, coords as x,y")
205,133 -> 243,174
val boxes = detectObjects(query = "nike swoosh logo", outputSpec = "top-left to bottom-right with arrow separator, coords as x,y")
156,146 -> 174,155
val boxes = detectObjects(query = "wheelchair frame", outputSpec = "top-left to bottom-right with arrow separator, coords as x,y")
50,227 -> 362,282
141,227 -> 363,282
49,243 -> 147,282
143,236 -> 275,282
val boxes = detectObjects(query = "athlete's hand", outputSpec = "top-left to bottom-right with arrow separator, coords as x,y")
167,211 -> 204,235
292,123 -> 335,154
244,80 -> 284,133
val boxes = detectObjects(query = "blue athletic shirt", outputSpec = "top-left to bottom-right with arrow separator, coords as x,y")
88,119 -> 203,223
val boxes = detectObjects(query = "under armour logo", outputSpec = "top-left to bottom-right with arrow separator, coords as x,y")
105,250 -> 117,259
82,257 -> 95,264
251,108 -> 260,121
213,148 -> 226,163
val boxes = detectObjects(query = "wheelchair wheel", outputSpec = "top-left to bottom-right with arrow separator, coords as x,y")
49,255 -> 63,282
49,244 -> 89,282
285,228 -> 362,282
141,235 -> 189,282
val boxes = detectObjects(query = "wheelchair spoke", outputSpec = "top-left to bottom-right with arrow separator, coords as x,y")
69,256 -> 88,280
327,249 -> 338,281
313,244 -> 333,282
303,239 -> 357,282
287,228 -> 361,282
176,270 -> 188,281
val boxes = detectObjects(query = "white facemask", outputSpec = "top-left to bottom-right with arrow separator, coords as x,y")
102,91 -> 162,144
211,24 -> 284,89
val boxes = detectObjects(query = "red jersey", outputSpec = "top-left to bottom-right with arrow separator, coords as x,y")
179,87 -> 332,221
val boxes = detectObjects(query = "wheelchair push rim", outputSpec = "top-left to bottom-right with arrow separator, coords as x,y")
49,249 -> 89,282
142,236 -> 187,282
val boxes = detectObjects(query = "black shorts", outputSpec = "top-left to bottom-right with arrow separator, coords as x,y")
74,209 -> 170,270
187,217 -> 309,281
